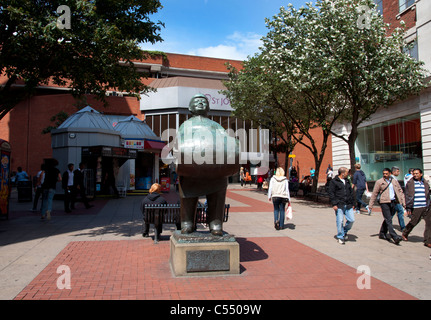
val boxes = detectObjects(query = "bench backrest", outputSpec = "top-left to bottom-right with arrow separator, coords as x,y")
143,204 -> 180,224
143,203 -> 230,223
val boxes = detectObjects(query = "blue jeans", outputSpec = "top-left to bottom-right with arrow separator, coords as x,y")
355,188 -> 368,210
394,203 -> 405,230
272,197 -> 286,229
41,188 -> 56,217
335,205 -> 355,239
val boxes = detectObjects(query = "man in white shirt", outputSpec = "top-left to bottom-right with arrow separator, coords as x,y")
62,163 -> 74,213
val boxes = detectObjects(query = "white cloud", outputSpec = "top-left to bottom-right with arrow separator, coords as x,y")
141,32 -> 263,61
189,32 -> 263,60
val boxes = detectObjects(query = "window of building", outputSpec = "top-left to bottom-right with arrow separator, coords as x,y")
399,0 -> 415,12
373,0 -> 383,14
355,113 -> 422,182
404,39 -> 418,60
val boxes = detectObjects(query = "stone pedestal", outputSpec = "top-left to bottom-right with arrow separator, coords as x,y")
170,231 -> 240,277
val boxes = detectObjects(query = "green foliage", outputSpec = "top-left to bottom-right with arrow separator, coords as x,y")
41,111 -> 69,134
263,0 -> 429,168
224,0 -> 429,178
0,0 -> 165,119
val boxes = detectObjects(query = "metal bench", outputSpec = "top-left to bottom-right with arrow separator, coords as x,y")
142,203 -> 230,243
306,186 -> 330,203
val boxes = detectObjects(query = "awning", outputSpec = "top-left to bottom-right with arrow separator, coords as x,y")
144,140 -> 166,151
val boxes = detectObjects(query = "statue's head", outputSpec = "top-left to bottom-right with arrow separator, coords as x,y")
189,94 -> 210,117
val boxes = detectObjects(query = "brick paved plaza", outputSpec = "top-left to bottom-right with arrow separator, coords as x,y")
1,185 -> 430,301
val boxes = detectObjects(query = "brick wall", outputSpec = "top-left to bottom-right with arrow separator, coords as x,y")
277,127 -> 333,184
382,0 -> 417,33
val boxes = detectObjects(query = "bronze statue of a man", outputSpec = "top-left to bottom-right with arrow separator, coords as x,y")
174,94 -> 239,236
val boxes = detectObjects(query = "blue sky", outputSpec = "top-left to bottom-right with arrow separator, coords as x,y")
141,0 -> 308,60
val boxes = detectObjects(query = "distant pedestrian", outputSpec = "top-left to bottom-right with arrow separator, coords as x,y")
391,166 -> 406,231
31,164 -> 45,212
404,168 -> 414,187
40,158 -> 61,220
239,167 -> 245,187
352,163 -> 371,215
15,167 -> 29,182
73,163 -> 93,209
62,163 -> 75,213
140,183 -> 167,237
368,168 -> 405,245
402,169 -> 431,248
328,167 -> 355,245
310,168 -> 315,178
268,167 -> 290,230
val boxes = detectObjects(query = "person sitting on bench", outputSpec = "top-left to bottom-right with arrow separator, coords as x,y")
140,183 -> 167,237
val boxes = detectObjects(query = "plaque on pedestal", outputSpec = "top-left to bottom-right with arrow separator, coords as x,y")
170,231 -> 240,277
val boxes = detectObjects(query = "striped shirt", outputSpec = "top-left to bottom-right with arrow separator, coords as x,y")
413,180 -> 427,208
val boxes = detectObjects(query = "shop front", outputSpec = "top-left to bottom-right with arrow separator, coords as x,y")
52,107 -> 164,196
81,146 -> 137,195
355,113 -> 423,181
114,116 -> 166,192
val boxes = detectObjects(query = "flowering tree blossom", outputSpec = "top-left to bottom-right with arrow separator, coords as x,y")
262,0 -> 429,170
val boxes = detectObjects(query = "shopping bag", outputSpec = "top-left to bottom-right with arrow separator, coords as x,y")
285,203 -> 293,221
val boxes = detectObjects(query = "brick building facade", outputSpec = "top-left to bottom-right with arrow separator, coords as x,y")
2,53 -> 331,184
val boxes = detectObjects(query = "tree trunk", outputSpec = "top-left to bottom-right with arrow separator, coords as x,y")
348,122 -> 359,172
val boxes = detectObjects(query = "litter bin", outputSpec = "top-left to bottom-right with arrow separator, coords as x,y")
17,180 -> 32,202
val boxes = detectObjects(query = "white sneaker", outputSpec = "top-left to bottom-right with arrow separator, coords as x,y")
355,210 -> 360,214
338,238 -> 345,245
366,206 -> 371,215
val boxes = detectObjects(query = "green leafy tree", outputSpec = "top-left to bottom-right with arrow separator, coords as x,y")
0,0 -> 164,119
222,56 -> 300,177
224,4 -> 350,191
262,0 -> 429,171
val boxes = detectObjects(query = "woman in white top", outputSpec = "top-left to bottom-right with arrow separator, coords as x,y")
268,167 -> 290,230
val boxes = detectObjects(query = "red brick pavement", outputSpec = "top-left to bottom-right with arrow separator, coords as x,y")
15,236 -> 416,300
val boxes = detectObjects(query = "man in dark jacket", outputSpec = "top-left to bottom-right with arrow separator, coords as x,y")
73,163 -> 93,209
328,167 -> 355,244
352,163 -> 371,215
402,169 -> 431,248
140,183 -> 168,238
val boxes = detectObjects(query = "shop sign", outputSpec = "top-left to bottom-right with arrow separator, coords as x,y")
124,139 -> 145,149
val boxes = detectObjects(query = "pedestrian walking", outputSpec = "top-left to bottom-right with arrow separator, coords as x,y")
73,163 -> 93,209
402,169 -> 431,248
368,168 -> 405,245
140,183 -> 168,237
391,166 -> 406,231
40,158 -> 61,220
352,163 -> 371,215
404,168 -> 414,187
31,164 -> 45,212
239,167 -> 245,187
328,167 -> 355,245
62,163 -> 75,213
268,167 -> 290,230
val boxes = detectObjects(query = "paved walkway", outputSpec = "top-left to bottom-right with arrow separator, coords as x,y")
0,184 -> 430,300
